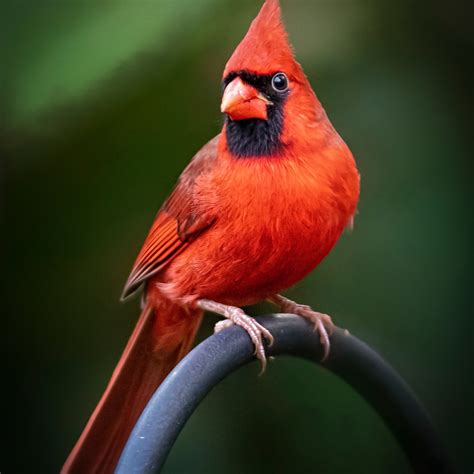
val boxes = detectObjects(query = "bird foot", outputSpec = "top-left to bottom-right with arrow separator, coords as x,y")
269,294 -> 335,361
197,299 -> 274,373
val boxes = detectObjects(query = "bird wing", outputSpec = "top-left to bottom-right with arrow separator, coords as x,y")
121,136 -> 219,299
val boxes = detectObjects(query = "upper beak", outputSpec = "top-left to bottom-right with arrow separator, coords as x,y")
221,77 -> 272,121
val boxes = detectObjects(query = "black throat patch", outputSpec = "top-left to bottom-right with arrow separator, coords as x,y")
222,71 -> 289,158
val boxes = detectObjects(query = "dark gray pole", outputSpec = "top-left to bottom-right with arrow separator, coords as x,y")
116,314 -> 454,474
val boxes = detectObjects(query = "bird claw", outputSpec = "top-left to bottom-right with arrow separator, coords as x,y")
213,307 -> 273,373
271,296 -> 335,361
214,319 -> 234,333
294,307 -> 334,361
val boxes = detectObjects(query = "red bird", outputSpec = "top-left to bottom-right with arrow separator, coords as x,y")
63,1 -> 360,472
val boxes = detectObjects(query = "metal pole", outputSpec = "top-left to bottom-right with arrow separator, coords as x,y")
117,314 -> 454,474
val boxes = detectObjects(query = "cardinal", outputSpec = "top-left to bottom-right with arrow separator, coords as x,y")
63,0 -> 360,472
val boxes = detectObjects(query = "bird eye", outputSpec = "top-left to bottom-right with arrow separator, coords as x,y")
271,73 -> 289,92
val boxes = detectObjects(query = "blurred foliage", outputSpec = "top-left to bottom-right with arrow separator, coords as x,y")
2,0 -> 472,473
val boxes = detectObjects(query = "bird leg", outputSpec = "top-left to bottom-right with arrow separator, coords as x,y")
268,294 -> 335,361
196,299 -> 274,372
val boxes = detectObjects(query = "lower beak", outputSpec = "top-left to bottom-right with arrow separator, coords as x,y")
221,77 -> 272,121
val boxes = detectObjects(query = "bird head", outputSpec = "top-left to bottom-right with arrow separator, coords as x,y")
221,0 -> 322,158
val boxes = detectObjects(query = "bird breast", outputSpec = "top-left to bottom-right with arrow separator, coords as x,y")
159,146 -> 359,306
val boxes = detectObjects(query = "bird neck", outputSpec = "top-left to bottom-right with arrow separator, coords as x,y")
224,112 -> 284,158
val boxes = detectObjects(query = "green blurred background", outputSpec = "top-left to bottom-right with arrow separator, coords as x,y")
2,0 -> 472,472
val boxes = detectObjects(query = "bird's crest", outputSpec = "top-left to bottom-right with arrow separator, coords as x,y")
224,0 -> 305,81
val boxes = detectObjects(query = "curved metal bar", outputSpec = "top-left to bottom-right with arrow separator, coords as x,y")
116,314 -> 454,474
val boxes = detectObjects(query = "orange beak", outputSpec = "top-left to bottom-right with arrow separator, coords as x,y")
221,77 -> 272,121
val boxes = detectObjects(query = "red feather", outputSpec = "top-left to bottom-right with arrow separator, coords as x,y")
122,136 -> 219,300
62,302 -> 202,473
63,1 -> 360,472
63,138 -> 219,474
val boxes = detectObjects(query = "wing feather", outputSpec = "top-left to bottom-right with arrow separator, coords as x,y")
121,136 -> 219,300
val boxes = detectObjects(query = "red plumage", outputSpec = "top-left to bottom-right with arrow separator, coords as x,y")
62,302 -> 202,473
63,1 -> 360,472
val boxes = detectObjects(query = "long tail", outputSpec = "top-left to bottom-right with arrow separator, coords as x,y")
62,300 -> 203,474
